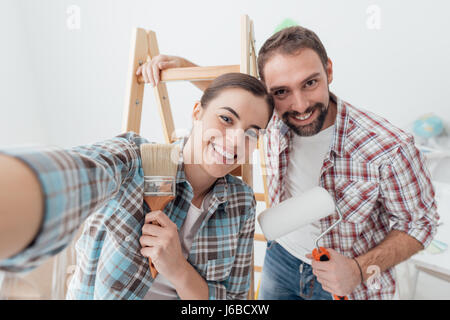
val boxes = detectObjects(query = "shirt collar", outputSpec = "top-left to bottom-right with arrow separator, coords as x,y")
329,92 -> 349,157
271,92 -> 349,157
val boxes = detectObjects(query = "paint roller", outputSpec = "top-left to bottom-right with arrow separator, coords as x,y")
257,186 -> 348,300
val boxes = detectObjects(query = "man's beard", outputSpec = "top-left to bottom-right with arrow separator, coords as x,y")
282,102 -> 328,137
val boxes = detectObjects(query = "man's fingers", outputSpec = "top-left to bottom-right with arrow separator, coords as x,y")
321,283 -> 335,296
311,260 -> 330,272
152,61 -> 160,86
313,269 -> 335,283
136,65 -> 142,76
158,60 -> 177,70
142,63 -> 151,84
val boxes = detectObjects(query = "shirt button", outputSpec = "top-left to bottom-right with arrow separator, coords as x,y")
125,235 -> 132,242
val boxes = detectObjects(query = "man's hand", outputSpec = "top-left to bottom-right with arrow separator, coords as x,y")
136,55 -> 188,87
306,248 -> 361,297
135,54 -> 211,92
139,210 -> 188,284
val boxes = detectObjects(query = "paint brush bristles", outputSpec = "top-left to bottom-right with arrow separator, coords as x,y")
140,144 -> 180,178
140,143 -> 180,279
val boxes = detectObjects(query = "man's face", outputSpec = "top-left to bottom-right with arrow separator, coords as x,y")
263,48 -> 333,136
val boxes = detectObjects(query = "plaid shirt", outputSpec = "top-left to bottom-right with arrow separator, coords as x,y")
0,132 -> 256,300
263,93 -> 439,300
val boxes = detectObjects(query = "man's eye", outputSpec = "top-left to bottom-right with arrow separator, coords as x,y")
274,89 -> 287,96
305,79 -> 317,88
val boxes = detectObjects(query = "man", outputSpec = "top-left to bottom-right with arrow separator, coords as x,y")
140,25 -> 439,300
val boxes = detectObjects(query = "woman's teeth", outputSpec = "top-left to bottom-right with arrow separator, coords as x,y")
212,143 -> 235,160
294,111 -> 312,121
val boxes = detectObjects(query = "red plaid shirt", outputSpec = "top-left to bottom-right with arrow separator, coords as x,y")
263,93 -> 439,299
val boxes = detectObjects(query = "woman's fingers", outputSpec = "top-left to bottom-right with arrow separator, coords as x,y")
141,222 -> 163,237
140,246 -> 156,259
145,210 -> 172,227
139,233 -> 165,248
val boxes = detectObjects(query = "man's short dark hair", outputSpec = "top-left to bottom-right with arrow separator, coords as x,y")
257,26 -> 329,83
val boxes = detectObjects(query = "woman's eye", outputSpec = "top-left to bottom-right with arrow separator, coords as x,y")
245,129 -> 259,140
220,115 -> 232,124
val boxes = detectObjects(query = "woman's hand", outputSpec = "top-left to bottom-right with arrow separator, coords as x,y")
140,210 -> 187,283
136,55 -> 188,87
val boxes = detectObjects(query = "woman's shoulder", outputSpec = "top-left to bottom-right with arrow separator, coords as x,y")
224,174 -> 256,207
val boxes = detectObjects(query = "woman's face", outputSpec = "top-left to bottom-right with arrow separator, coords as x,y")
190,87 -> 271,178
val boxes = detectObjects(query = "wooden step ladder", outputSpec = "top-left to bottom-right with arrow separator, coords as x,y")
122,14 -> 269,300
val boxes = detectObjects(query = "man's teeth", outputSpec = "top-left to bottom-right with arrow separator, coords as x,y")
212,143 -> 235,160
294,111 -> 312,121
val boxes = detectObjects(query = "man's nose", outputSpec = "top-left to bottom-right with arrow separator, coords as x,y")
290,90 -> 309,113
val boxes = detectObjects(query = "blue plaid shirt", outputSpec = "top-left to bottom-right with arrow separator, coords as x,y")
0,132 -> 256,299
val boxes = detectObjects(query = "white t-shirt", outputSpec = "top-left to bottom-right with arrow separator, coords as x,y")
276,125 -> 334,264
143,193 -> 211,300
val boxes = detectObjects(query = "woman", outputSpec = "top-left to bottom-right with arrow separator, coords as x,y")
0,72 -> 273,300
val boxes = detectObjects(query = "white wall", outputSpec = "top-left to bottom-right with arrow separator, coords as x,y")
1,0 -> 450,297
2,0 -> 450,148
0,0 -> 47,147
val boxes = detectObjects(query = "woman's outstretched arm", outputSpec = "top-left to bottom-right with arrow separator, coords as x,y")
0,154 -> 44,260
0,132 -> 147,272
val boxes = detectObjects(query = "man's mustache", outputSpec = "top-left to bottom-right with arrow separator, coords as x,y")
282,102 -> 326,120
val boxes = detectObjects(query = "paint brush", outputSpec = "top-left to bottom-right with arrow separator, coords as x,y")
140,143 -> 180,278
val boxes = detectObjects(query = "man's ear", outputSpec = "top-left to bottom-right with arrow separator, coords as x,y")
326,58 -> 333,85
192,101 -> 203,121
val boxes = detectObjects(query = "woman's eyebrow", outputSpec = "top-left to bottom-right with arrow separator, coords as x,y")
220,106 -> 260,129
220,106 -> 240,120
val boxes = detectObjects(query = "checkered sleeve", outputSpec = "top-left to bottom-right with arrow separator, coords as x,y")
0,132 -> 145,273
379,138 -> 440,248
207,195 -> 256,300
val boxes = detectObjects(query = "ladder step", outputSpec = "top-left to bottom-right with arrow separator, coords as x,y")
255,193 -> 266,202
137,65 -> 241,83
254,233 -> 266,242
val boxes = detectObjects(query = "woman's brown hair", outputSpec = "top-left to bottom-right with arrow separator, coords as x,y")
200,73 -> 274,117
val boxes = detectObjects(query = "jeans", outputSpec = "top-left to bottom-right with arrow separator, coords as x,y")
258,241 -> 333,300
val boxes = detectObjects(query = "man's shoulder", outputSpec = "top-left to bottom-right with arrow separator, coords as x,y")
342,100 -> 414,164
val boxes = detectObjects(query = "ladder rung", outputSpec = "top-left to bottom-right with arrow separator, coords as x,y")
137,65 -> 241,84
254,233 -> 266,242
255,193 -> 266,202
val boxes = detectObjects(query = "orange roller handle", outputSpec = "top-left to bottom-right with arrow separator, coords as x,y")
312,247 -> 349,300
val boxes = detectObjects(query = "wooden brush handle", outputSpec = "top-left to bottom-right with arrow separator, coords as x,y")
144,195 -> 175,278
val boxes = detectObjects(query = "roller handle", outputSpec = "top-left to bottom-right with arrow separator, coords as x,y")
312,247 -> 349,300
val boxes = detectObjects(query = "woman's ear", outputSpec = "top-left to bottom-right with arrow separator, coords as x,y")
192,101 -> 203,121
